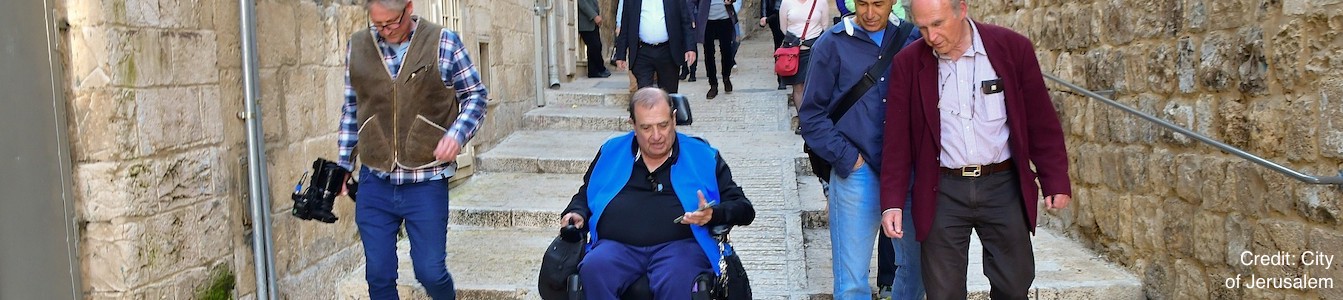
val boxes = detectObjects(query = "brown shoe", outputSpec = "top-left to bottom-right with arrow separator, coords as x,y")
706,85 -> 719,99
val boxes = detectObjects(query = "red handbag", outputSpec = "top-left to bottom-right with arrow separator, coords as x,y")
774,46 -> 801,76
774,0 -> 819,77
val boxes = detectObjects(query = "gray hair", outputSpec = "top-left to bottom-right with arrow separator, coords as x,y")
365,0 -> 409,11
905,0 -> 965,20
627,87 -> 673,122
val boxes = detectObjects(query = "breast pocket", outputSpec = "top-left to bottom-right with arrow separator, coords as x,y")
980,85 -> 1007,122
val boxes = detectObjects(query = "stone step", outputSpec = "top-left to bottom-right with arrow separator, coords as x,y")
544,80 -> 631,107
801,227 -> 1142,299
448,172 -> 583,228
336,227 -> 551,300
476,130 -> 806,174
523,106 -> 629,132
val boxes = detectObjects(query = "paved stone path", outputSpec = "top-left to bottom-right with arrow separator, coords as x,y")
335,34 -> 1142,300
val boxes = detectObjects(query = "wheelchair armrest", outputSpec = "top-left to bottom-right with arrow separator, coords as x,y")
709,224 -> 733,237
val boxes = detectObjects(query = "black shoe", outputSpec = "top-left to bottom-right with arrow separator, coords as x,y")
706,85 -> 719,99
680,69 -> 690,80
688,76 -> 697,82
588,71 -> 611,78
724,78 -> 733,94
777,83 -> 787,90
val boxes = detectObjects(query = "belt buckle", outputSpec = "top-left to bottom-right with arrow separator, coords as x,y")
961,165 -> 982,177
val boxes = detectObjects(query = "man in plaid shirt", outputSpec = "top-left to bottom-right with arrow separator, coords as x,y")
337,0 -> 487,298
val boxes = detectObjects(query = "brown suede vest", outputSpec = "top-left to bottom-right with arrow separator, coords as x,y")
349,20 -> 460,172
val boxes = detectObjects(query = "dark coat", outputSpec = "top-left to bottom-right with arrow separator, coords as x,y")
614,0 -> 698,62
880,21 -> 1072,242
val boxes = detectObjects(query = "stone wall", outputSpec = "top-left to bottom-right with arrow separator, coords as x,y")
64,0 -> 549,298
971,0 -> 1343,298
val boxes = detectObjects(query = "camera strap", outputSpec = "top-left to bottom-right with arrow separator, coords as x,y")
827,20 -> 914,124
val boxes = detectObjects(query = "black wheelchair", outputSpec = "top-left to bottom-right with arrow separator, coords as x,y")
565,225 -> 744,300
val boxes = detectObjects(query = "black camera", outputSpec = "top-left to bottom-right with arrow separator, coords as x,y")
291,158 -> 357,223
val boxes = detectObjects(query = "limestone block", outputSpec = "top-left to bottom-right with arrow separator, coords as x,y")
276,245 -> 363,299
136,87 -> 222,153
1183,0 -> 1207,33
1284,93 -> 1319,161
1196,157 -> 1229,207
98,27 -> 175,88
1198,31 -> 1241,92
1095,0 -> 1133,45
1238,26 -> 1269,96
1295,185 -> 1342,225
282,66 -> 329,141
1260,169 -> 1301,216
1071,187 -> 1098,233
1163,199 -> 1196,258
126,266 -> 211,299
1177,37 -> 1197,93
1270,19 -> 1305,89
1322,80 -> 1343,159
259,68 -> 288,143
1194,213 -> 1228,265
1172,259 -> 1210,299
1131,195 -> 1165,254
166,30 -> 221,85
1285,0 -> 1343,15
69,26 -> 113,91
124,0 -> 166,28
1144,147 -> 1175,195
77,149 -> 223,222
255,2 -> 298,68
1172,154 -> 1203,203
1308,228 -> 1343,299
1224,161 -> 1269,216
1084,47 -> 1125,94
83,199 -> 233,292
67,0 -> 109,26
71,88 -> 142,162
1135,42 -> 1178,95
1251,219 -> 1307,279
1246,98 -> 1286,158
1071,143 -> 1102,186
1217,95 -> 1251,149
1224,214 -> 1254,271
1137,0 -> 1181,39
298,2 -> 343,67
155,0 -> 212,29
215,0 -> 242,69
1204,0 -> 1249,31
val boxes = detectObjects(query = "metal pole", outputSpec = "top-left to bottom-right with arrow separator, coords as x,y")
545,0 -> 562,89
1043,73 -> 1343,185
239,0 -> 278,298
534,0 -> 550,106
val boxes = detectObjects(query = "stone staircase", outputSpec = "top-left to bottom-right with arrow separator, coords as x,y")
335,37 -> 1144,300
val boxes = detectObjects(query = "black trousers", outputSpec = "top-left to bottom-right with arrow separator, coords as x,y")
922,170 -> 1034,300
703,19 -> 737,84
580,29 -> 607,76
632,43 -> 680,93
766,14 -> 784,83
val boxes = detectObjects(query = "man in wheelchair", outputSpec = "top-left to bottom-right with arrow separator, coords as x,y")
560,87 -> 756,299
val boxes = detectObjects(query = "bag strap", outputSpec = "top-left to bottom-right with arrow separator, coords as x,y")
799,0 -> 819,41
827,20 -> 915,123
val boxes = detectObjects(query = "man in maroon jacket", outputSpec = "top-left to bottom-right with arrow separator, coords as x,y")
878,0 -> 1072,298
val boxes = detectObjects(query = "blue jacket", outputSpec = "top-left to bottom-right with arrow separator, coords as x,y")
585,132 -> 727,275
799,17 -> 920,178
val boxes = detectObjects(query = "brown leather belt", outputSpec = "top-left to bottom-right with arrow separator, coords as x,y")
940,160 -> 1014,177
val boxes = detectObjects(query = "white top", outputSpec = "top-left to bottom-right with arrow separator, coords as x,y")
779,0 -> 829,40
935,20 -> 1011,168
639,0 -> 670,44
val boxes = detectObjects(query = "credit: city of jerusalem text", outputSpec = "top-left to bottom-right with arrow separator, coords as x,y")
1224,250 -> 1335,289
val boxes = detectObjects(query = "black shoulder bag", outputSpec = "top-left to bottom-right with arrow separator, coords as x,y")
806,21 -> 916,182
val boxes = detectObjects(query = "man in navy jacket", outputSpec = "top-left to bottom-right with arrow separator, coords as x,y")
797,0 -> 921,298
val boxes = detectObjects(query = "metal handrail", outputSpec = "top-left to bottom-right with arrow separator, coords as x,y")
1043,73 -> 1343,185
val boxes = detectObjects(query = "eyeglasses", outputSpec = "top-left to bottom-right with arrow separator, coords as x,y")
370,6 -> 408,31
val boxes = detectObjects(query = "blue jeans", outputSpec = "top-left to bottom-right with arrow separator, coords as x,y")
892,196 -> 926,299
828,162 -> 878,300
355,168 -> 455,300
